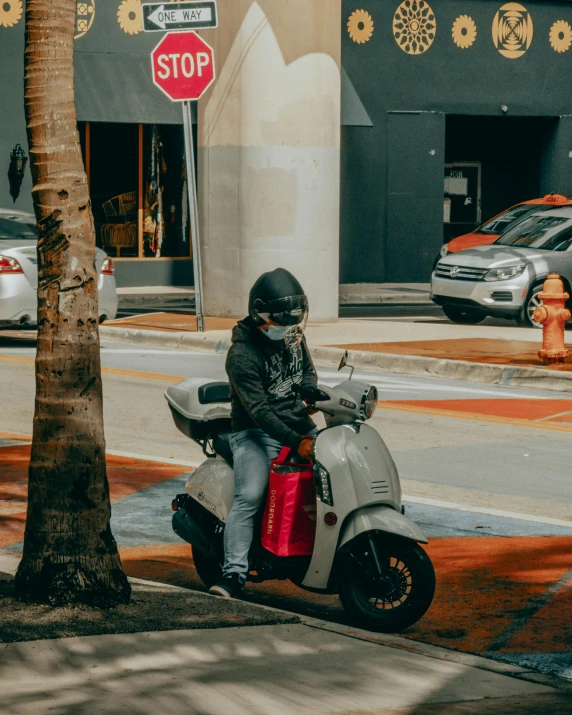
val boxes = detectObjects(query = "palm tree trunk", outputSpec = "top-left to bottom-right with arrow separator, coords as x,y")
14,0 -> 130,607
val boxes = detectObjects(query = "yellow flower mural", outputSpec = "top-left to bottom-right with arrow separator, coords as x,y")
549,20 -> 572,54
0,0 -> 23,28
75,1 -> 96,40
393,0 -> 436,56
492,2 -> 533,59
347,9 -> 374,45
118,0 -> 143,35
452,15 -> 477,49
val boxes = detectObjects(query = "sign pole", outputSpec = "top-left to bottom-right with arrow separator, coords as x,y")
149,26 -> 216,333
182,100 -> 205,332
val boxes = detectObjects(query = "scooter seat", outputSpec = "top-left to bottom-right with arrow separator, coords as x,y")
211,431 -> 234,467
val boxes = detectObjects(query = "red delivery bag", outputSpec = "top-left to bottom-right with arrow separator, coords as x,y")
261,446 -> 316,557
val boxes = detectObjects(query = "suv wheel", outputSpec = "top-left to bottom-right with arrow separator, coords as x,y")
517,284 -> 544,328
442,305 -> 486,325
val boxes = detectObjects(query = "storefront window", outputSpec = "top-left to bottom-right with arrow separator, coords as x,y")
79,121 -> 192,260
90,122 -> 139,257
143,125 -> 190,258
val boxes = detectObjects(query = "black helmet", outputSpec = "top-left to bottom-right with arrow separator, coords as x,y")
249,268 -> 308,328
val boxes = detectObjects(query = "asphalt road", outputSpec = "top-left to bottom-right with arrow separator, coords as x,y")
2,335 -> 572,521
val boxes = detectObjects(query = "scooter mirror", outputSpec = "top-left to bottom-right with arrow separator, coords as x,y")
338,350 -> 348,372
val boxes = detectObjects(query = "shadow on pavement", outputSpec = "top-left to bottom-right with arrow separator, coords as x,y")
0,620 -> 556,715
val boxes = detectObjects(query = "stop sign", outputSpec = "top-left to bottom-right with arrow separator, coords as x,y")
151,31 -> 215,102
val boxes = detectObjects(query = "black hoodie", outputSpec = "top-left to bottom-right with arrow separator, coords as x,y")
225,317 -> 317,450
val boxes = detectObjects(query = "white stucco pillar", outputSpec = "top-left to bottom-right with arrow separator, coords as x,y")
198,0 -> 341,321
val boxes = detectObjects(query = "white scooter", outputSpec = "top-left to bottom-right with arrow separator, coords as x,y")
166,352 -> 435,632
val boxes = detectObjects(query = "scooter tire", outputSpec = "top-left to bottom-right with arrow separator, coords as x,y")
339,537 -> 435,633
193,550 -> 222,588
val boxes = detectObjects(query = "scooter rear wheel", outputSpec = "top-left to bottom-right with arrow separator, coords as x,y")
193,550 -> 222,588
339,535 -> 435,633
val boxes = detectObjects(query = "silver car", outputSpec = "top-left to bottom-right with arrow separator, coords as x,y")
432,206 -> 572,328
0,209 -> 118,328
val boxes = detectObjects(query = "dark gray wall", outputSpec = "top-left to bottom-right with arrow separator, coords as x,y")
0,23 -> 31,213
114,259 -> 194,287
541,115 -> 572,195
387,112 -> 445,282
341,0 -> 572,283
0,7 -> 187,212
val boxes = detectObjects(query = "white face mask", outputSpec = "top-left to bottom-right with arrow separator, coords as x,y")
263,324 -> 290,341
263,324 -> 304,348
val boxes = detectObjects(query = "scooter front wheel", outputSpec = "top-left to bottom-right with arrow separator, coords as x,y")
339,534 -> 435,633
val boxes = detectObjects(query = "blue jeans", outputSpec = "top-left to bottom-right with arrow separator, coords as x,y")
222,429 -> 283,584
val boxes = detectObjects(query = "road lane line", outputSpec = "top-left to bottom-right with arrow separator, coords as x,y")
100,348 -> 201,355
0,431 -> 31,441
405,496 -> 572,528
536,409 -> 572,422
0,355 -> 33,366
105,449 -> 200,467
101,367 -> 183,382
0,353 -> 184,383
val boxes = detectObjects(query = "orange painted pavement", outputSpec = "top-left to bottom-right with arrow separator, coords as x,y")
378,399 -> 572,435
106,313 -> 236,332
390,398 -> 572,422
407,537 -> 572,655
119,537 -> 572,662
337,337 -> 572,371
0,444 -> 189,549
0,446 -> 30,548
502,575 -> 572,653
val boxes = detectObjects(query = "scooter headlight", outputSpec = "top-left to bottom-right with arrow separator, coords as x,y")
360,386 -> 378,421
314,462 -> 333,506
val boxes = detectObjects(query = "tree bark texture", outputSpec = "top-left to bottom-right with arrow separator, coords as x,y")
14,0 -> 131,607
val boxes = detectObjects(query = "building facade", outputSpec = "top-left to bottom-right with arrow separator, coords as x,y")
1,0 -> 197,288
2,1 -> 572,291
341,0 -> 572,282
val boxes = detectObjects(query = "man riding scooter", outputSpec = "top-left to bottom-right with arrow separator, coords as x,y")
209,268 -> 318,599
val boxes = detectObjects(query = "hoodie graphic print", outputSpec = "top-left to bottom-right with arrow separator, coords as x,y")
265,348 -> 305,400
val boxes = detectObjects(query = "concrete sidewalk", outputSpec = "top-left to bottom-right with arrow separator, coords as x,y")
101,309 -> 572,393
0,554 -> 570,715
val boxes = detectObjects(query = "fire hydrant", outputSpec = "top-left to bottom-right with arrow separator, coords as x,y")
533,273 -> 570,365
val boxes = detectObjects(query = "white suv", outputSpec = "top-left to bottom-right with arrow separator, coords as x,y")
432,207 -> 572,328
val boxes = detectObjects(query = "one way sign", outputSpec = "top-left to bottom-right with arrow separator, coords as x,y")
142,1 -> 218,32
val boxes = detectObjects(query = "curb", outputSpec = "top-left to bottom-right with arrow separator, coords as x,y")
311,345 -> 572,392
100,325 -> 572,393
100,325 -> 231,354
118,296 -> 196,308
339,295 -> 432,306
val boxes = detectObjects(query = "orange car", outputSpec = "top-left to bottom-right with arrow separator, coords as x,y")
440,194 -> 572,258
